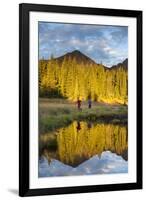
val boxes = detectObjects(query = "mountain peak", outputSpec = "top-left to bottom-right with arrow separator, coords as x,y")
111,58 -> 128,70
53,50 -> 96,65
71,49 -> 81,53
70,50 -> 83,55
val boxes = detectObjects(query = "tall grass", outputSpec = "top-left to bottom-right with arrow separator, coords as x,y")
39,98 -> 128,134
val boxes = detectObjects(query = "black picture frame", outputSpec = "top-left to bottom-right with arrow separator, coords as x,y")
19,3 -> 143,197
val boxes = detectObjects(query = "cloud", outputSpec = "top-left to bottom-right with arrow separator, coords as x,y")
39,151 -> 128,177
39,22 -> 128,67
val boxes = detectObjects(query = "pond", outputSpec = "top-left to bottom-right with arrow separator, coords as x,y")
39,121 -> 128,177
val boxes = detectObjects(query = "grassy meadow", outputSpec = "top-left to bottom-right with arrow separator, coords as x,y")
39,98 -> 127,134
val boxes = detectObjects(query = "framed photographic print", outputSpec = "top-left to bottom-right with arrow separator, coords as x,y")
19,3 -> 143,197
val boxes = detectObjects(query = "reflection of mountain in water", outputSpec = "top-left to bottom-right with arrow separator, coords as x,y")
39,151 -> 128,177
39,121 -> 128,168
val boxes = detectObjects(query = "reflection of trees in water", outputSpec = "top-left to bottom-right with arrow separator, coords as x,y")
40,121 -> 128,167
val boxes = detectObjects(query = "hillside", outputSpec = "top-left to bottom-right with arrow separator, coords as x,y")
39,50 -> 128,104
40,50 -> 106,68
39,50 -> 127,71
53,50 -> 97,65
111,58 -> 128,70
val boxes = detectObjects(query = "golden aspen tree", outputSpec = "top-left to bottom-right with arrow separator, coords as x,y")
38,55 -> 128,104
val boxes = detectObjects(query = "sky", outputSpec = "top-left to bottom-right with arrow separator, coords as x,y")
39,22 -> 128,67
39,151 -> 127,177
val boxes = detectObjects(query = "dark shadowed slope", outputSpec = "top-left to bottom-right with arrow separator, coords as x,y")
53,50 -> 97,65
39,50 -> 127,70
111,58 -> 128,70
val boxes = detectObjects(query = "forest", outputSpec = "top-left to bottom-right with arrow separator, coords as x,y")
39,51 -> 128,176
40,121 -> 128,167
39,51 -> 128,105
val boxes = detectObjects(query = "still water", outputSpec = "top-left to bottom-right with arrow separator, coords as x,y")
39,121 -> 128,177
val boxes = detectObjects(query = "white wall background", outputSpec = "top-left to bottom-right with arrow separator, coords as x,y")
0,0 -> 145,199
